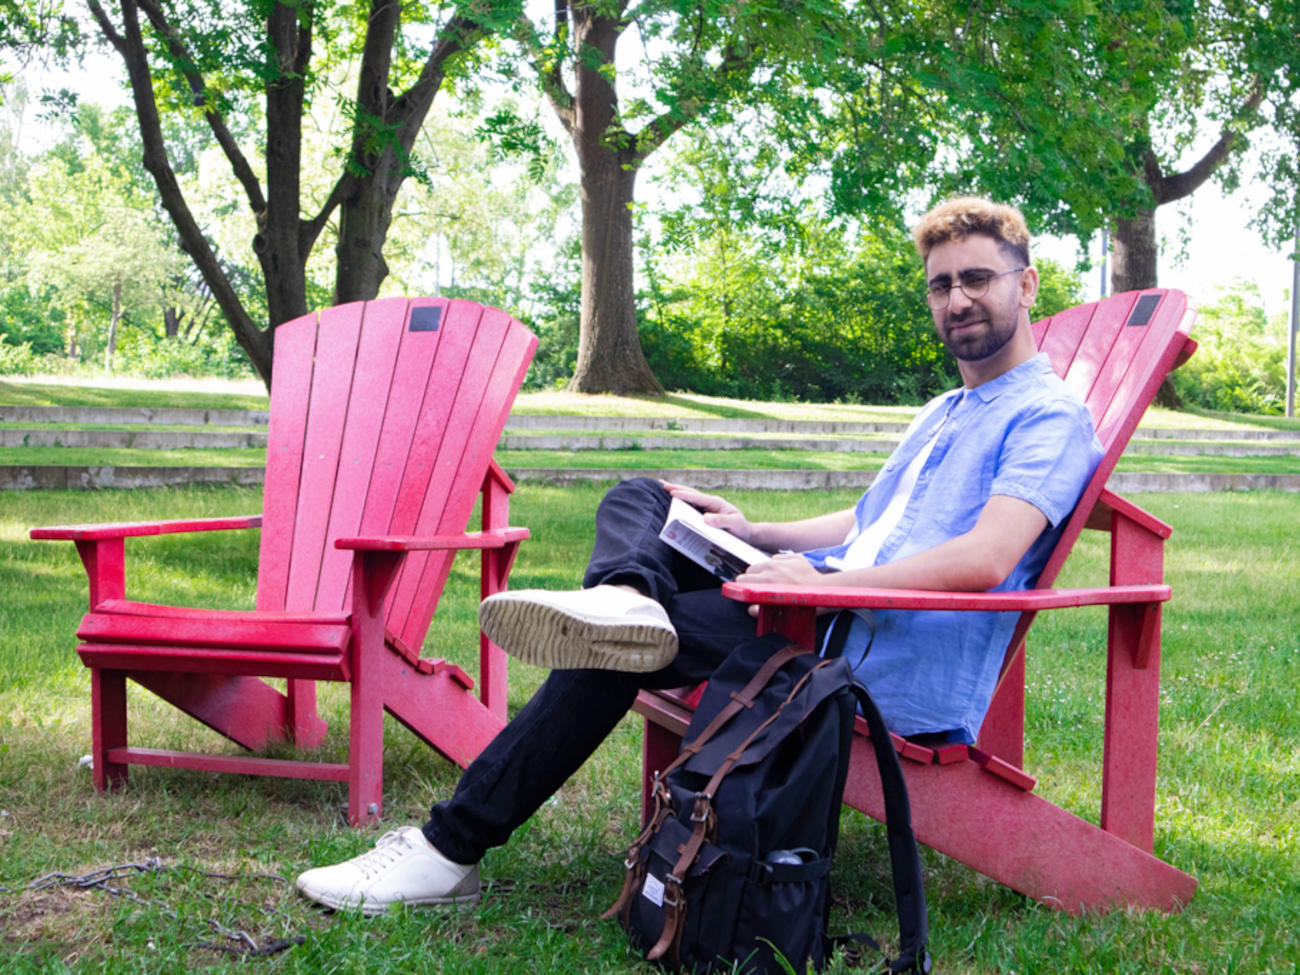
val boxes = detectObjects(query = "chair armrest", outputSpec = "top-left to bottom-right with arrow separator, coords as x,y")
719,582 -> 1171,612
30,515 -> 263,541
31,515 -> 263,607
334,528 -> 530,552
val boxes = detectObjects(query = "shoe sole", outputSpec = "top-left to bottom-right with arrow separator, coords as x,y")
298,883 -> 481,916
480,595 -> 678,673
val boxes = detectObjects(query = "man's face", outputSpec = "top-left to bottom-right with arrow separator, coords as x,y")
925,235 -> 1029,363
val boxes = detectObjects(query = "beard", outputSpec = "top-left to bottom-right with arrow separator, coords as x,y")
938,303 -> 1019,362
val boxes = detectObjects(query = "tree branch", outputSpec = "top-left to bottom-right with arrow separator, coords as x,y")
1149,76 -> 1269,205
390,13 -> 486,152
134,0 -> 266,216
85,0 -> 126,55
515,13 -> 575,136
632,37 -> 758,162
89,0 -> 267,382
303,9 -> 490,254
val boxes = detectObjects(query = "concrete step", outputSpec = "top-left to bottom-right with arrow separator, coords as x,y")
6,405 -> 1297,443
497,433 -> 1300,458
0,406 -> 268,427
5,426 -> 1295,457
0,429 -> 267,449
4,464 -> 1298,493
498,434 -> 901,452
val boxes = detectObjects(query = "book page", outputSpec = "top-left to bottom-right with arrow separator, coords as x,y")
659,497 -> 772,581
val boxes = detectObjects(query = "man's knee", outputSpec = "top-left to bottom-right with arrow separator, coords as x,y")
595,477 -> 671,523
601,476 -> 668,505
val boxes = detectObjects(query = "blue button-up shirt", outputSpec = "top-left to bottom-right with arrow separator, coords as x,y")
801,354 -> 1104,742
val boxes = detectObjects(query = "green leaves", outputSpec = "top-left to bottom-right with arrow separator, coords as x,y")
477,105 -> 557,180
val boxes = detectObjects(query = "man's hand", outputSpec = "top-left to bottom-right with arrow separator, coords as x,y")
659,480 -> 756,544
734,553 -> 826,617
735,552 -> 824,587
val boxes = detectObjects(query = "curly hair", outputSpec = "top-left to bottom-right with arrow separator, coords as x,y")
913,197 -> 1031,267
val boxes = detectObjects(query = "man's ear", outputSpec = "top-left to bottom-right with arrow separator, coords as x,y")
1019,265 -> 1040,309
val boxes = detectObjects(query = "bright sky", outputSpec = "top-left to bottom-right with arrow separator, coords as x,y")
12,52 -> 1296,322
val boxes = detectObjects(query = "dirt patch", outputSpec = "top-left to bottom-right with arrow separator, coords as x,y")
1,884 -> 112,965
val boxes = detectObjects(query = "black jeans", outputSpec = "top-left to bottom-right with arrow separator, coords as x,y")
422,477 -> 757,864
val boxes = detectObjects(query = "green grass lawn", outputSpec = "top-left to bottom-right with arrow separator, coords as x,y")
0,379 -> 269,412
7,378 -> 1300,435
2,484 -> 1297,973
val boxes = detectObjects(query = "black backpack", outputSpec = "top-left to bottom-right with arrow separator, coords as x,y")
604,633 -> 930,974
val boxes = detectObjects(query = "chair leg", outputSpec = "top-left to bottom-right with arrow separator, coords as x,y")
347,666 -> 384,826
90,668 -> 129,791
286,678 -> 327,749
641,718 -> 681,825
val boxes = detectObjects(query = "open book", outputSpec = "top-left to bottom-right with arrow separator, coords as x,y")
659,497 -> 772,581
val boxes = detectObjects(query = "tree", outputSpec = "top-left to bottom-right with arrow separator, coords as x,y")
910,0 -> 1300,294
77,0 -> 516,386
6,140 -> 185,366
381,100 -> 580,316
0,1 -> 82,100
501,0 -> 881,395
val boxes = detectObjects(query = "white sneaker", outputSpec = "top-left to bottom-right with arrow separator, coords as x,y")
479,585 -> 678,672
296,826 -> 480,915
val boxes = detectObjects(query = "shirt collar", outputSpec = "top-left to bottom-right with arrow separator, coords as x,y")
965,352 -> 1053,404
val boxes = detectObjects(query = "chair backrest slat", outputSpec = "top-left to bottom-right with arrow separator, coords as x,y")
995,290 -> 1195,671
256,304 -> 353,612
282,302 -> 371,612
256,298 -> 537,651
388,310 -> 537,649
1044,291 -> 1134,408
1030,301 -> 1089,376
312,298 -> 413,612
1032,290 -> 1193,590
381,302 -> 510,645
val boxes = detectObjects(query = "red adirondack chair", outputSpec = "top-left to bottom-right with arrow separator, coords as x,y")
635,288 -> 1199,914
32,297 -> 536,825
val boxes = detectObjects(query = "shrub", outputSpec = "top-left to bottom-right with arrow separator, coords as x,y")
1170,281 -> 1287,415
114,329 -> 255,380
639,223 -> 1084,404
0,335 -> 40,375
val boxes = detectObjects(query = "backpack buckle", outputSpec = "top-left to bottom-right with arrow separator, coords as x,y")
663,876 -> 682,907
690,793 -> 713,822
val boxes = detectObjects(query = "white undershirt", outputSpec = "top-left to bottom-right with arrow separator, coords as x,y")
824,390 -> 963,571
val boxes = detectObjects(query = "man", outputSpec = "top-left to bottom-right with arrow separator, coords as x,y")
296,196 -> 1103,914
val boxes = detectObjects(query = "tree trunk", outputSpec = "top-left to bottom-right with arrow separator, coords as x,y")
106,280 -> 122,371
92,1 -> 489,390
334,6 -> 483,302
1110,207 -> 1159,293
1113,85 -> 1267,298
561,5 -> 662,395
93,0 -> 274,385
255,1 -> 311,336
1112,206 -> 1181,405
569,155 -> 662,394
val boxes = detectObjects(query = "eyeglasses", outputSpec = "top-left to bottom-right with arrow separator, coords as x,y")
926,267 -> 1026,308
